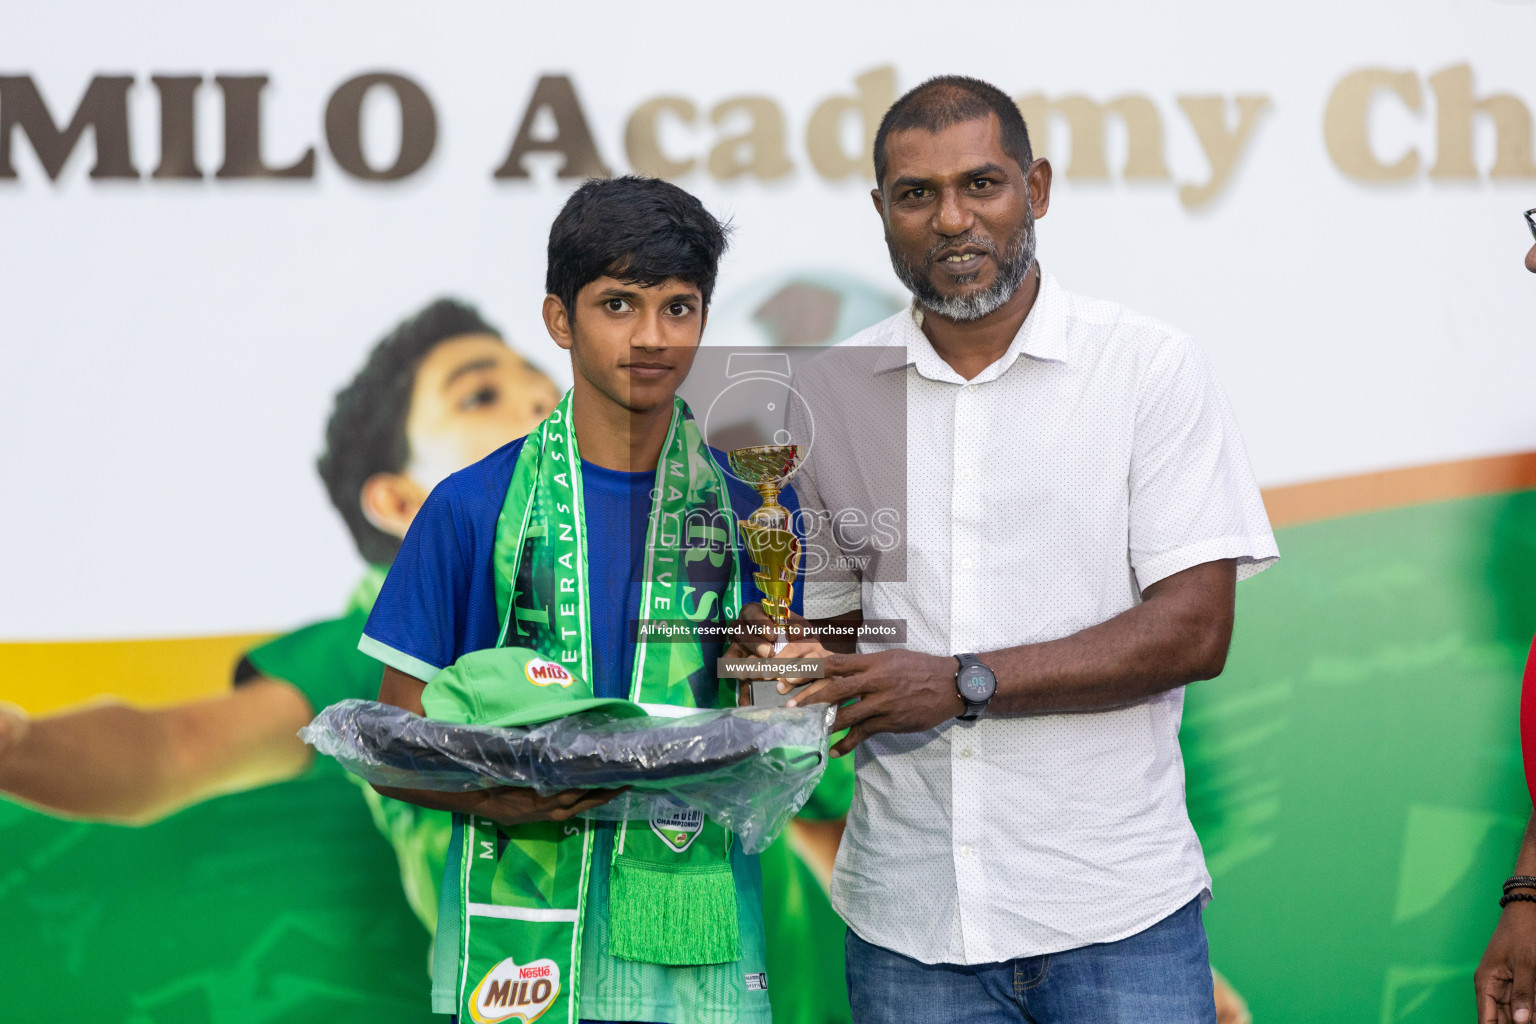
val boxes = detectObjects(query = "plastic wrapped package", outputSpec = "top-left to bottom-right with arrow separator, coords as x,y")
300,700 -> 834,853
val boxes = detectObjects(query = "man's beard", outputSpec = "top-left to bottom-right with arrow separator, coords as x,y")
887,200 -> 1036,323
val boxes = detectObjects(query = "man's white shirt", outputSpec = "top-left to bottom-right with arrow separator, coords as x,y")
789,269 -> 1278,965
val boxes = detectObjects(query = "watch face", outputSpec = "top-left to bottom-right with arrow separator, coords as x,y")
958,664 -> 996,702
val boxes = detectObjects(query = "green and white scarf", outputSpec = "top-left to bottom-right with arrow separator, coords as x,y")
438,391 -> 744,1024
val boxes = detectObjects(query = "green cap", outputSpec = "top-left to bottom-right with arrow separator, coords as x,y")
420,647 -> 648,728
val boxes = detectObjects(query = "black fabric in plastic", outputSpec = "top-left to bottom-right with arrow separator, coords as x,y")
300,699 -> 834,853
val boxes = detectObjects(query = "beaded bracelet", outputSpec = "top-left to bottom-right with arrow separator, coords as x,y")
1504,876 -> 1536,895
1501,892 -> 1536,908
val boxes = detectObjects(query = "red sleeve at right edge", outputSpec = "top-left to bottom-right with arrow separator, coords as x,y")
1521,634 -> 1536,808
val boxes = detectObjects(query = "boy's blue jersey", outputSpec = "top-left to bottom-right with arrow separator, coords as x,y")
360,435 -> 803,687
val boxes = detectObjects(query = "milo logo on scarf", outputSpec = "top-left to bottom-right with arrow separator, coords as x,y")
470,956 -> 561,1024
650,808 -> 705,852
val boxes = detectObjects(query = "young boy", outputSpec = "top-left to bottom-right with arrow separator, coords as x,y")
362,176 -> 798,1024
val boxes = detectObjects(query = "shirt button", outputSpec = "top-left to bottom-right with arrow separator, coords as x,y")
959,845 -> 973,858
959,467 -> 973,480
960,556 -> 974,570
960,748 -> 973,759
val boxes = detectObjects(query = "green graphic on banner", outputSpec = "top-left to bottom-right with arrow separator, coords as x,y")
0,772 -> 436,1023
1184,488 -> 1536,1023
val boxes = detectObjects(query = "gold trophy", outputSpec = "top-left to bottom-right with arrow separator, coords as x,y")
728,444 -> 805,660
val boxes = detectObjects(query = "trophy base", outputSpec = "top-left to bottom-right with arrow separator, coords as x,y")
740,678 -> 818,708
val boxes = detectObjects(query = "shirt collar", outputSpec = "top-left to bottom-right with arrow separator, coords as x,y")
881,267 -> 1070,384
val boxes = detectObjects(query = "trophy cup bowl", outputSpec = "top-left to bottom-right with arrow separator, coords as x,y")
727,445 -> 802,630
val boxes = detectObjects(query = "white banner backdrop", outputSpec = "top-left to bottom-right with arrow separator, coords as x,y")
1,0 -> 1533,638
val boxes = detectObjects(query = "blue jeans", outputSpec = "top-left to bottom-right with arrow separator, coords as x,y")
845,896 -> 1217,1024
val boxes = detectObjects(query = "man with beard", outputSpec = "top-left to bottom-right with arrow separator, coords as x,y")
756,76 -> 1278,1023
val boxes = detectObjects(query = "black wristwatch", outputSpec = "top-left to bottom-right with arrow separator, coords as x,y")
954,654 -> 996,721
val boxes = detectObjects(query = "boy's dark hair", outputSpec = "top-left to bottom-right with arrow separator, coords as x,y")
873,76 -> 1034,190
317,298 -> 501,564
545,175 -> 730,317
